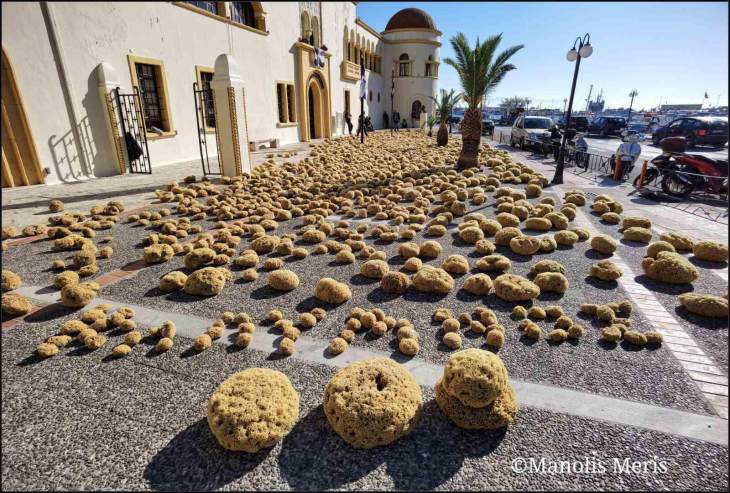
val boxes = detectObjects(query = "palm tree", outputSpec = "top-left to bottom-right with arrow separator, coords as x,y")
431,89 -> 461,146
444,33 -> 524,169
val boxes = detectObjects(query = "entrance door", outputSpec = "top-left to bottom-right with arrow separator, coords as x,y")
1,48 -> 44,188
308,85 -> 316,139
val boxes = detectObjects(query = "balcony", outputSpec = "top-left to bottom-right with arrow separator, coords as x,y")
341,60 -> 360,81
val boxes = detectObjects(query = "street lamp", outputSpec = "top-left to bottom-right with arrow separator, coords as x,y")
551,33 -> 592,185
627,89 -> 638,123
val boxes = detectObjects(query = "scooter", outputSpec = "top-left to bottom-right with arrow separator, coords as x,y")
635,137 -> 729,197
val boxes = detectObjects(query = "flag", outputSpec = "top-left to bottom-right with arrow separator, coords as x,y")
359,60 -> 366,100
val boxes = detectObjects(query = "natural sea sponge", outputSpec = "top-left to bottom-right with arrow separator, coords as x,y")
646,241 -> 675,259
46,335 -> 72,347
399,337 -> 420,355
335,250 -> 356,264
49,199 -> 65,212
601,326 -> 622,342
36,343 -> 59,358
443,332 -> 462,349
528,306 -> 546,320
494,227 -> 522,246
641,251 -> 699,284
183,267 -> 232,296
485,329 -> 505,349
314,278 -> 352,304
250,235 -> 281,254
623,227 -> 652,243
398,242 -> 420,259
462,274 -> 493,295
693,241 -> 729,263
623,216 -> 651,229
360,260 -> 389,279
524,323 -> 542,340
476,254 -> 511,273
60,283 -> 97,308
184,247 -> 216,269
412,266 -> 454,294
433,308 -> 453,322
85,334 -> 108,350
645,331 -> 663,344
590,260 -> 623,281
530,259 -> 566,276
419,240 -> 442,258
533,272 -> 569,293
459,226 -> 484,244
524,217 -> 552,231
511,305 -> 527,319
509,235 -> 541,255
144,244 -> 174,264
159,271 -> 187,292
567,324 -> 585,339
208,369 -> 299,452
623,330 -> 647,346
380,271 -> 410,294
660,232 -> 694,252
2,293 -> 32,316
554,230 -> 579,247
236,250 -> 259,267
475,239 -> 496,255
590,234 -> 618,255
442,318 -> 460,333
547,329 -> 568,343
442,349 -> 508,408
1,270 -> 21,292
302,229 -> 327,244
268,269 -> 300,291
494,274 -> 540,301
545,305 -> 564,318
442,255 -> 469,274
678,293 -> 728,318
54,270 -> 80,289
328,337 -> 348,354
323,358 -> 422,448
601,212 -> 621,224
496,213 -> 520,228
435,377 -> 517,429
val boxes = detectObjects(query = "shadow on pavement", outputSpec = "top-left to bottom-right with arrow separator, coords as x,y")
144,418 -> 271,491
278,401 -> 507,490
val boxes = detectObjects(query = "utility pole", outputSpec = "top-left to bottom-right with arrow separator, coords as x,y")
585,84 -> 593,112
390,67 -> 394,135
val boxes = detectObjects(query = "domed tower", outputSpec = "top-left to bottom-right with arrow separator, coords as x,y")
383,8 -> 440,128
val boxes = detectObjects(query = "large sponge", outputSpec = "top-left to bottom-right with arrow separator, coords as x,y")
641,251 -> 699,284
678,293 -> 728,318
207,369 -> 299,452
323,358 -> 422,448
442,349 -> 508,408
494,274 -> 540,301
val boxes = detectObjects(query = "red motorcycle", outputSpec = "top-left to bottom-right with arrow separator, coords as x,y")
635,137 -> 728,198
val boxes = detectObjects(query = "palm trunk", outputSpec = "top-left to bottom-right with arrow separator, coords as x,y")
436,122 -> 448,146
457,108 -> 482,169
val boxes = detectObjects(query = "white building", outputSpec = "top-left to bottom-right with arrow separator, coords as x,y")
1,2 -> 440,187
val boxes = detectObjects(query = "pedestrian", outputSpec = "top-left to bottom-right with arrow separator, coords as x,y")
357,114 -> 369,137
344,112 -> 353,135
392,111 -> 400,132
383,111 -> 389,130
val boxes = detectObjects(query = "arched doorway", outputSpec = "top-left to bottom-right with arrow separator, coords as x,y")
410,100 -> 423,127
2,47 -> 44,187
307,73 -> 325,139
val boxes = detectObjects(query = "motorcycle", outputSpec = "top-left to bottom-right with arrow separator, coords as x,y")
634,137 -> 729,198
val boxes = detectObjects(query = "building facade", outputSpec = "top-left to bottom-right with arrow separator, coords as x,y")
1,2 -> 440,187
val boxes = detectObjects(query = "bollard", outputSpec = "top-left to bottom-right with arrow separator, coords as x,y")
613,157 -> 622,181
636,159 -> 648,188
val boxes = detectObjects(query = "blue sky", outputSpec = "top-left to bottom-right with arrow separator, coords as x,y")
356,1 -> 729,110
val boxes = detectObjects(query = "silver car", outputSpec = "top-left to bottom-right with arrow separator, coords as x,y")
510,116 -> 554,149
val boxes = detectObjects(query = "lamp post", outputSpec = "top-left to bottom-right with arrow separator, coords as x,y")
359,57 -> 365,143
627,89 -> 638,123
551,33 -> 592,185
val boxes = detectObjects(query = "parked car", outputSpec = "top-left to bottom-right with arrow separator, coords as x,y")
510,116 -> 553,149
651,116 -> 728,148
556,116 -> 588,132
621,123 -> 649,141
481,117 -> 495,136
587,116 -> 627,137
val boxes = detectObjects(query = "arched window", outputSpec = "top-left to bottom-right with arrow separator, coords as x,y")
311,16 -> 320,47
230,2 -> 255,28
300,11 -> 311,43
411,100 -> 423,120
425,55 -> 433,77
398,53 -> 410,77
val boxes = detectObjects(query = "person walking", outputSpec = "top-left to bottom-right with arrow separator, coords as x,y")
344,112 -> 353,135
383,111 -> 389,130
392,111 -> 400,132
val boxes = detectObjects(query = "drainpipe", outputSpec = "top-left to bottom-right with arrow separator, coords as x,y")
40,2 -> 90,175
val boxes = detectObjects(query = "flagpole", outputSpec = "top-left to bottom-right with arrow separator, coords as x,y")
359,57 -> 365,144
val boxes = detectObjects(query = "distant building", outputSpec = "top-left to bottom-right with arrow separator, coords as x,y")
661,104 -> 703,111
